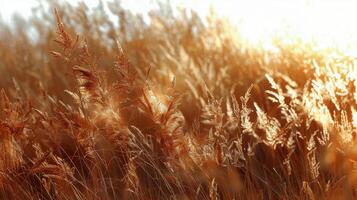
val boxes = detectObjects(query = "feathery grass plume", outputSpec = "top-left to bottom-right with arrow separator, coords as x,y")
254,102 -> 281,148
266,74 -> 298,124
352,107 -> 357,129
240,85 -> 254,135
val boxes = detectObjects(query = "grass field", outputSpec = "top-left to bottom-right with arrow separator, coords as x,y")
0,1 -> 356,199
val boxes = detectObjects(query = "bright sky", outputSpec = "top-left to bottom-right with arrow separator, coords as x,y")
2,0 -> 357,52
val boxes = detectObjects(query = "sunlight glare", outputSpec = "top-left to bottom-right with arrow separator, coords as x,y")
209,0 -> 357,55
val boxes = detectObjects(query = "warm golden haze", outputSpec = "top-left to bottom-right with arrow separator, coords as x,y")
0,1 -> 356,199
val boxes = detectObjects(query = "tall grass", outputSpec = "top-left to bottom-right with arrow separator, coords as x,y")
0,1 -> 356,199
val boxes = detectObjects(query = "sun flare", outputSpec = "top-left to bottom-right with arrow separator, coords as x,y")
210,0 -> 357,55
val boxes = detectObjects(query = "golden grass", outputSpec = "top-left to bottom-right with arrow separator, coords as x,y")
0,1 -> 356,199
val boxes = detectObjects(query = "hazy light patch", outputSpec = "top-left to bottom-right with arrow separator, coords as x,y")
0,0 -> 39,23
2,0 -> 357,55
208,0 -> 357,54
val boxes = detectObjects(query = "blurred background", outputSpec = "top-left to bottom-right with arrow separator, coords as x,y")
3,0 -> 357,51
